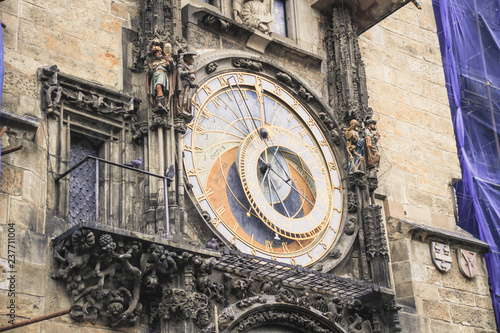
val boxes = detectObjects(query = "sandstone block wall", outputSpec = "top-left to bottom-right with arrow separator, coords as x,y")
0,1 -> 139,331
359,1 -> 497,331
359,0 -> 461,231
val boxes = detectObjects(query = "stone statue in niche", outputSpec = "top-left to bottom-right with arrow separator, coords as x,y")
173,50 -> 198,121
147,42 -> 175,112
364,119 -> 381,178
239,0 -> 273,34
42,65 -> 63,116
343,119 -> 365,173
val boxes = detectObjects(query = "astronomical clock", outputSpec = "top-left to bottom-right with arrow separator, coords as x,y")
183,71 -> 345,267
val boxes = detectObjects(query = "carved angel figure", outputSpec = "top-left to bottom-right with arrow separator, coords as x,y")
241,0 -> 273,34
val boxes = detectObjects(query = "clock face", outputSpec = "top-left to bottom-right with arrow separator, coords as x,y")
183,72 -> 343,266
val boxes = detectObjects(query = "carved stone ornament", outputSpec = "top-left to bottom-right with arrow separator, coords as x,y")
458,249 -> 477,279
51,227 -> 225,329
205,62 -> 219,74
202,14 -> 231,31
131,0 -> 176,72
431,242 -> 452,273
233,58 -> 263,71
276,71 -> 294,87
39,65 -> 142,141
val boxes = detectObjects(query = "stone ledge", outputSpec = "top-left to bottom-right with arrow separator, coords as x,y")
388,217 -> 489,252
182,4 -> 323,70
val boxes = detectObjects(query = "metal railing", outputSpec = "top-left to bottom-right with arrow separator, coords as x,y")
55,156 -> 171,238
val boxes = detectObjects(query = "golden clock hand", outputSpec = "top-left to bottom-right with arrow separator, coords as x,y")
255,78 -> 265,125
268,174 -> 291,218
227,76 -> 261,137
268,166 -> 315,207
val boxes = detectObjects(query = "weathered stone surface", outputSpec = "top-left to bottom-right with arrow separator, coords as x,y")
0,165 -> 23,196
12,262 -> 46,297
22,171 -> 42,206
8,199 -> 42,232
450,304 -> 496,330
4,230 -> 49,265
0,195 -> 8,225
0,291 -> 44,319
422,298 -> 450,321
475,295 -> 494,310
438,288 -> 475,306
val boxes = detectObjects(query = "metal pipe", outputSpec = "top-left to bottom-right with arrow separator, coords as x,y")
0,309 -> 71,332
164,177 -> 170,239
95,159 -> 100,223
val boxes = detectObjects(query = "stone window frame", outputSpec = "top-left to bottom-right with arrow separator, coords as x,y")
40,66 -> 142,228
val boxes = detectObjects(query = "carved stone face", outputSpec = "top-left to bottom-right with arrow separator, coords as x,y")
109,302 -> 124,317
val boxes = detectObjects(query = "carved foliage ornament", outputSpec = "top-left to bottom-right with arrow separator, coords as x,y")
39,65 -> 144,142
51,228 -> 223,328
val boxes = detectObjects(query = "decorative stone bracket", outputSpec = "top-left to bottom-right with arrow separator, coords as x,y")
51,223 -> 401,331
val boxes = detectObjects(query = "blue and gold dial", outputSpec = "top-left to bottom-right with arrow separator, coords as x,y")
183,72 -> 343,266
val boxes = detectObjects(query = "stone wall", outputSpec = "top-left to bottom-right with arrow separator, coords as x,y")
0,0 -> 139,331
359,0 -> 461,231
359,1 -> 497,331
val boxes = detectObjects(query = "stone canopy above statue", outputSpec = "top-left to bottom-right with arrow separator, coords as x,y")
311,0 -> 413,34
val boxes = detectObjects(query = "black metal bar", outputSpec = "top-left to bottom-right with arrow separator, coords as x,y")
55,155 -> 167,182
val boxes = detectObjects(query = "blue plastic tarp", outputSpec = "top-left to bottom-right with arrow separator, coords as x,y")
433,0 -> 500,328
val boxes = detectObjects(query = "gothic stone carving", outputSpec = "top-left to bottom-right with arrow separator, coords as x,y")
205,62 -> 219,74
202,14 -> 231,31
40,65 -> 141,140
326,8 -> 373,125
276,71 -> 294,87
52,228 -> 225,328
131,0 -> 175,72
233,58 -> 263,71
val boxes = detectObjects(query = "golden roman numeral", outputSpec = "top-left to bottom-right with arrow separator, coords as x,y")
195,126 -> 205,135
274,85 -> 283,96
251,234 -> 255,244
287,113 -> 294,122
232,223 -> 239,232
239,89 -> 248,100
194,101 -> 202,112
265,240 -> 274,252
202,84 -> 212,95
282,243 -> 289,253
218,76 -> 229,87
300,128 -> 307,137
307,118 -> 315,127
201,109 -> 212,119
216,206 -> 226,216
225,91 -> 234,101
183,145 -> 203,153
212,98 -> 221,109
237,73 -> 244,83
291,99 -> 299,110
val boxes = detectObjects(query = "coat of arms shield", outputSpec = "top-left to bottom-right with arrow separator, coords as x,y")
431,242 -> 452,272
458,249 -> 477,279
